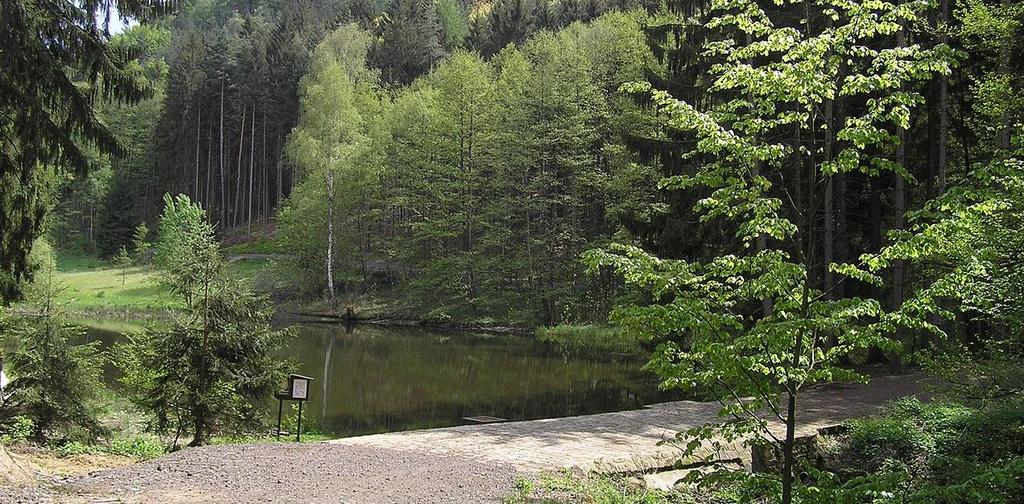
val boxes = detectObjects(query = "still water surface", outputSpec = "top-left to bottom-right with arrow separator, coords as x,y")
79,320 -> 674,438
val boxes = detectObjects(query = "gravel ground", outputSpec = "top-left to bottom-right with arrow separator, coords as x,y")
0,485 -> 58,504
1,371 -> 924,503
54,443 -> 519,503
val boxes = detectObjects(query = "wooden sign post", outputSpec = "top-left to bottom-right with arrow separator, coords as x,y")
275,374 -> 314,442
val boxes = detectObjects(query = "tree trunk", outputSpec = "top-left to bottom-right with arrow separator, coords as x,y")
206,108 -> 213,210
823,97 -> 835,297
999,0 -> 1013,149
326,169 -> 336,305
0,445 -> 35,486
276,130 -> 284,211
235,105 -> 246,229
195,107 -> 201,203
248,105 -> 256,237
219,80 -> 226,226
262,109 -> 268,223
890,22 -> 908,374
188,410 -> 207,447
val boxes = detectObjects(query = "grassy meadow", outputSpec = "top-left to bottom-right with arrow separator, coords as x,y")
49,251 -> 271,315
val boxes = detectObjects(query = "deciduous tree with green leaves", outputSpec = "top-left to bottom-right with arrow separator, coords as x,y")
585,0 -> 952,500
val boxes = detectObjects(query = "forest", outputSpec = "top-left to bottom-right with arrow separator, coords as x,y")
41,0 -> 1016,330
51,0 -> 666,326
2,0 -> 1024,502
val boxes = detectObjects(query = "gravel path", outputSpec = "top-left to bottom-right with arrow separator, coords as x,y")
60,443 -> 519,504
4,372 -> 925,503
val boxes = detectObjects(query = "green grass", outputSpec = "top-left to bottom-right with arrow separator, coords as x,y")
50,251 -> 274,314
535,324 -> 644,354
225,257 -> 273,280
505,470 -> 691,503
49,434 -> 166,460
54,251 -> 179,312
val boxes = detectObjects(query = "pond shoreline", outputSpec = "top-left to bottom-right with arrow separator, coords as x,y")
51,305 -> 536,335
277,310 -> 534,335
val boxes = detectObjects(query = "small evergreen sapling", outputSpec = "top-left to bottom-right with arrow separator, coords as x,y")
131,223 -> 151,263
0,241 -> 104,441
117,195 -> 290,447
113,246 -> 133,285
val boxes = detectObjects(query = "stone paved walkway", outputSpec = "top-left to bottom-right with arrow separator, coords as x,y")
332,373 -> 926,473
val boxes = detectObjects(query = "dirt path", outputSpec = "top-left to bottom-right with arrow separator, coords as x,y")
12,373 -> 925,503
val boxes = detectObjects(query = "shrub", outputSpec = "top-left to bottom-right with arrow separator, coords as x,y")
108,434 -> 164,459
936,401 -> 1024,463
53,441 -> 93,458
0,416 -> 35,445
845,416 -> 931,470
819,399 -> 1024,503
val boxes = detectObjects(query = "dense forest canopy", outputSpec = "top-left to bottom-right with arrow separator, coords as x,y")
38,0 -> 1024,332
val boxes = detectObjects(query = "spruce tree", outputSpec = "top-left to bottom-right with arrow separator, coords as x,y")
0,0 -> 173,300
118,195 -> 289,447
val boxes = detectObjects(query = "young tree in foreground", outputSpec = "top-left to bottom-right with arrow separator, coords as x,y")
0,241 -> 104,441
585,0 -> 950,501
118,195 -> 289,447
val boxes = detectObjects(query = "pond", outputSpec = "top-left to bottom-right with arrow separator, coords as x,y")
77,320 -> 675,438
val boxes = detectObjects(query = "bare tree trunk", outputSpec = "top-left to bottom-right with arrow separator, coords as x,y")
924,0 -> 949,349
195,107 -> 201,203
235,104 -> 246,229
206,109 -> 213,210
937,0 -> 948,196
219,80 -> 226,226
262,109 -> 268,223
999,0 -> 1013,150
276,130 -> 283,211
248,105 -> 256,237
326,169 -> 336,305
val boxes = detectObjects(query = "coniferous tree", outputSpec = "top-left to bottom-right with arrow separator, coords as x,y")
0,241 -> 104,440
0,0 -> 173,300
373,0 -> 446,85
118,195 -> 289,447
96,172 -> 138,257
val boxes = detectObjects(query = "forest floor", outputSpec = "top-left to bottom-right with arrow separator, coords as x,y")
4,372 -> 927,503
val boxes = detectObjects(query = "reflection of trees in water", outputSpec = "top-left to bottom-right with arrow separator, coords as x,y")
295,323 -> 671,437
322,329 -> 332,423
321,323 -> 354,423
78,321 -> 672,438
